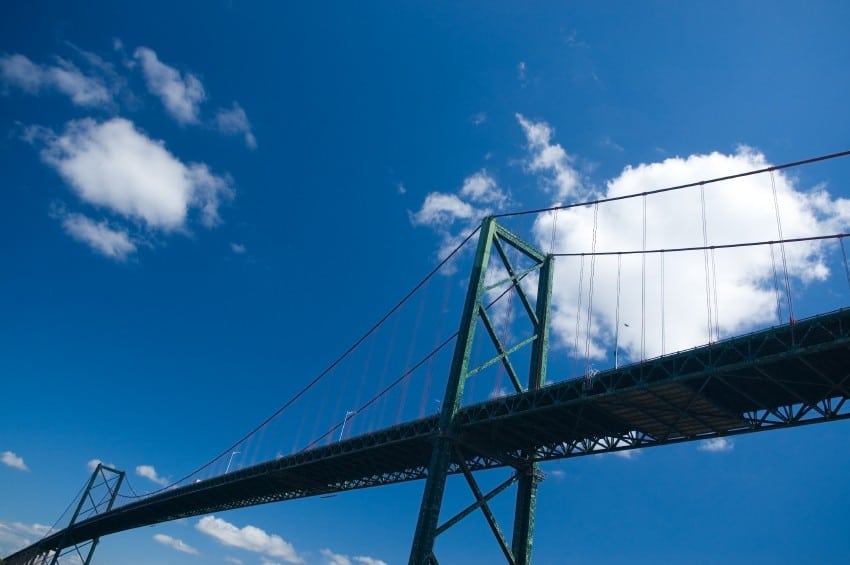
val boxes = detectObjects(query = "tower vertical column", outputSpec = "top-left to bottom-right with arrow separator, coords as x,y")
511,253 -> 554,564
408,217 -> 498,565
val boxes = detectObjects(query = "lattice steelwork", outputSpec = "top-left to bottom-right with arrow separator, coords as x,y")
7,220 -> 850,565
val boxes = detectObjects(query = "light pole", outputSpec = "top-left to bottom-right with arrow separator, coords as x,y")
615,322 -> 630,369
338,410 -> 356,441
225,451 -> 240,474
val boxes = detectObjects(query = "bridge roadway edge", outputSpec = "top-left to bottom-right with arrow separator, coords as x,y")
7,307 -> 850,563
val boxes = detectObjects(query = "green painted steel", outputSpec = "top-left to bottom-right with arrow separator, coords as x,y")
34,463 -> 125,565
408,218 -> 554,565
511,253 -> 554,563
8,220 -> 850,565
408,216 -> 499,564
8,307 -> 850,563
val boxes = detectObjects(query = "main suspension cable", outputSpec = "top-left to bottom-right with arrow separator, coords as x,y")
119,225 -> 482,499
494,149 -> 850,220
551,233 -> 850,257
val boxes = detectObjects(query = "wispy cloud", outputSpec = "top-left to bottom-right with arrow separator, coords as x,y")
60,213 -> 136,261
410,169 -> 507,263
134,46 -> 205,124
516,113 -> 581,200
215,102 -> 257,149
320,549 -> 388,565
0,53 -> 112,107
599,135 -> 624,152
0,521 -> 51,555
321,549 -> 351,565
471,112 -> 487,126
230,242 -> 246,254
153,533 -> 199,555
353,557 -> 389,565
136,464 -> 170,486
196,515 -> 302,564
517,61 -> 527,86
87,458 -> 116,472
1,451 -> 29,471
698,437 -> 734,453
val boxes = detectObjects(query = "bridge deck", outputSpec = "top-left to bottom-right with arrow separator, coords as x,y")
8,308 -> 850,563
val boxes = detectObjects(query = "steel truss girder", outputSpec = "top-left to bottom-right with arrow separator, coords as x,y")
10,246 -> 850,564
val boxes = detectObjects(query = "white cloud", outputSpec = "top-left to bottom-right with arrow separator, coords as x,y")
87,458 -> 116,472
611,449 -> 639,460
61,213 -> 136,260
0,53 -> 112,107
548,469 -> 566,480
136,464 -> 170,486
320,549 -> 388,565
471,112 -> 487,126
38,117 -> 233,231
461,170 -> 504,206
517,61 -> 527,84
516,114 -> 581,199
1,451 -> 29,471
698,437 -> 734,453
196,515 -> 302,563
134,46 -> 205,124
532,146 -> 849,366
410,192 -> 476,227
354,557 -> 389,565
224,557 -> 243,565
411,170 -> 507,263
320,549 -> 351,565
154,533 -> 199,555
215,102 -> 257,149
599,136 -> 624,152
0,521 -> 51,555
230,242 -> 246,254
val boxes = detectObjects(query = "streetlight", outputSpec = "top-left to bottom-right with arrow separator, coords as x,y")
225,451 -> 240,474
614,323 -> 630,369
338,410 -> 356,441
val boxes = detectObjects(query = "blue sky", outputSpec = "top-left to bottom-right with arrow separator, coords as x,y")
2,2 -> 850,564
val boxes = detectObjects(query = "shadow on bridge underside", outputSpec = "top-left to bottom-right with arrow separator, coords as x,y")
8,307 -> 850,564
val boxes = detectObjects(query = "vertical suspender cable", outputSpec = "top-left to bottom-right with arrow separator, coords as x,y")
711,247 -> 720,341
574,255 -> 585,378
550,209 -> 559,254
395,283 -> 428,424
700,184 -> 714,343
770,170 -> 795,323
614,253 -> 622,369
584,203 -> 600,375
840,237 -> 850,294
419,275 -> 452,418
770,243 -> 783,323
660,251 -> 666,355
640,197 -> 646,361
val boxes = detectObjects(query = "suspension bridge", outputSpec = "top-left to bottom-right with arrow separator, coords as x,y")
6,151 -> 850,565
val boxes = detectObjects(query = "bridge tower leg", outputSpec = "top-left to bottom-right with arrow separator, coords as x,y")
408,217 -> 554,565
46,463 -> 125,565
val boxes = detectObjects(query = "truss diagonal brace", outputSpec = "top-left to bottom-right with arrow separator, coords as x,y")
458,455 -> 517,565
436,473 -> 519,535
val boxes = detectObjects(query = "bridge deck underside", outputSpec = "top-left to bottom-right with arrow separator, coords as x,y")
8,309 -> 850,563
